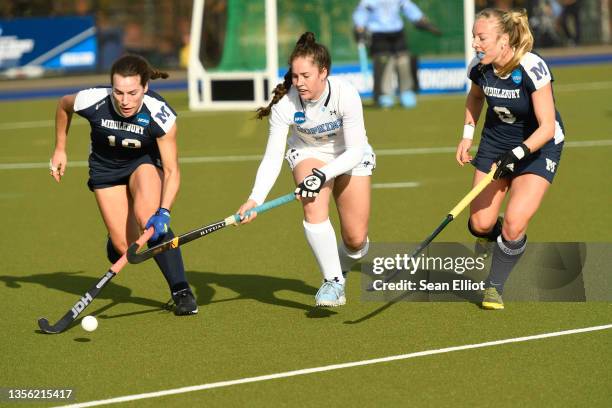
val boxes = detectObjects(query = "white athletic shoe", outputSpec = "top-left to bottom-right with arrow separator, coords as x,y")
315,281 -> 346,307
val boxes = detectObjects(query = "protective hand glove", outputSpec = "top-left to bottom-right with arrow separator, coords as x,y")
145,207 -> 171,241
295,168 -> 326,198
353,27 -> 368,43
494,144 -> 531,180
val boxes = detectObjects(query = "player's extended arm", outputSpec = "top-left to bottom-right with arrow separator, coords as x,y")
414,17 -> 442,36
50,94 -> 77,181
456,83 -> 485,166
156,123 -> 181,211
523,83 -> 557,153
465,82 -> 485,128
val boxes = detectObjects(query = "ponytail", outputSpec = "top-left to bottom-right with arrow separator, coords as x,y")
255,32 -> 331,119
500,9 -> 533,77
255,70 -> 292,119
475,8 -> 533,78
150,68 -> 169,80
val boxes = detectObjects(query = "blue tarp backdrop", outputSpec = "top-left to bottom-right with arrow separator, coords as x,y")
0,16 -> 97,71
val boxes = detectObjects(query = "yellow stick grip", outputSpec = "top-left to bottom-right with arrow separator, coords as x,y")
448,166 -> 496,219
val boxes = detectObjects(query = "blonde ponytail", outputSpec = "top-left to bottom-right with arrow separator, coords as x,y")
475,8 -> 534,78
499,9 -> 533,77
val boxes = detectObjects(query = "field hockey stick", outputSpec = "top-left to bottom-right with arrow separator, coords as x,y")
127,192 -> 297,264
38,228 -> 154,334
367,166 -> 496,291
358,42 -> 369,84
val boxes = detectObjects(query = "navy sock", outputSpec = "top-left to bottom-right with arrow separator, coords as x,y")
468,217 -> 503,241
486,234 -> 527,293
148,228 -> 189,293
106,237 -> 121,263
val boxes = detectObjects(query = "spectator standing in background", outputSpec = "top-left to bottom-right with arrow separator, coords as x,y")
352,0 -> 441,109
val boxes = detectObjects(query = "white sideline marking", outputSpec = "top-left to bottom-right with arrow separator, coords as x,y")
2,139 -> 612,171
373,182 -> 420,189
54,324 -> 612,407
1,80 -> 611,131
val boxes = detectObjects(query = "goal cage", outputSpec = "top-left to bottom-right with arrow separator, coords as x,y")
187,0 -> 476,111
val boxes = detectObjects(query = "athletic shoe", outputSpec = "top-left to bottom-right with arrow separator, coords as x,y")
474,216 -> 504,259
474,237 -> 493,259
400,90 -> 417,108
482,287 -> 504,310
172,288 -> 198,315
378,94 -> 395,108
315,281 -> 346,307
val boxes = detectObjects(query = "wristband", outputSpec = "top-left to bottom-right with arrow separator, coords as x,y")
512,143 -> 531,160
462,124 -> 475,140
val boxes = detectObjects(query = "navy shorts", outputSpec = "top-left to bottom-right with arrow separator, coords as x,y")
472,140 -> 564,183
87,154 -> 162,191
369,30 -> 407,56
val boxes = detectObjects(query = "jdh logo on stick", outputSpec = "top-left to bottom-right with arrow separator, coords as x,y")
71,293 -> 93,318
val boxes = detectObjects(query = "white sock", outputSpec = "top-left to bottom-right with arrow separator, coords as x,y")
338,237 -> 370,273
303,219 -> 345,284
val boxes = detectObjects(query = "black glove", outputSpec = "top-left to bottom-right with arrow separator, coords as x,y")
494,144 -> 531,180
414,18 -> 442,36
295,168 -> 326,198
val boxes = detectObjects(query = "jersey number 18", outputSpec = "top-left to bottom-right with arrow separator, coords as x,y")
107,135 -> 142,149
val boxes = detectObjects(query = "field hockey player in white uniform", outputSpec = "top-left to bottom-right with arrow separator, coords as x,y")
237,32 -> 376,307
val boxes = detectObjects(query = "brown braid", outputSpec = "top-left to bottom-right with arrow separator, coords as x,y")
110,54 -> 169,86
255,70 -> 293,119
255,32 -> 332,119
150,69 -> 169,80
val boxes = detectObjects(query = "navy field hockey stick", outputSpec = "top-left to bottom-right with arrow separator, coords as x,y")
38,228 -> 154,334
367,166 -> 497,291
127,192 -> 297,264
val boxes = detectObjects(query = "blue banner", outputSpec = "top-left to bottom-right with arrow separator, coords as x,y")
0,16 -> 97,73
278,59 -> 468,96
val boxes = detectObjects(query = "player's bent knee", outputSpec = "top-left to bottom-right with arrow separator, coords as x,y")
301,202 -> 330,224
501,224 -> 526,242
343,234 -> 368,252
500,214 -> 528,241
468,217 -> 502,241
341,236 -> 370,259
106,237 -> 127,263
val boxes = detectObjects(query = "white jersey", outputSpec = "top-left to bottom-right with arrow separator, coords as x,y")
249,76 -> 371,204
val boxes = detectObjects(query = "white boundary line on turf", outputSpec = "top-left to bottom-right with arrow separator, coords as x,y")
372,182 -> 420,189
2,139 -> 612,171
2,80 -> 612,131
54,324 -> 612,408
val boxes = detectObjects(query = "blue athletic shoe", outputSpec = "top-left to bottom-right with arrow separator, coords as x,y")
400,90 -> 417,108
378,94 -> 395,108
315,281 -> 346,307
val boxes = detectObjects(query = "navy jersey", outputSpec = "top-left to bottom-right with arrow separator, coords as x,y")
468,52 -> 565,152
74,87 -> 177,169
